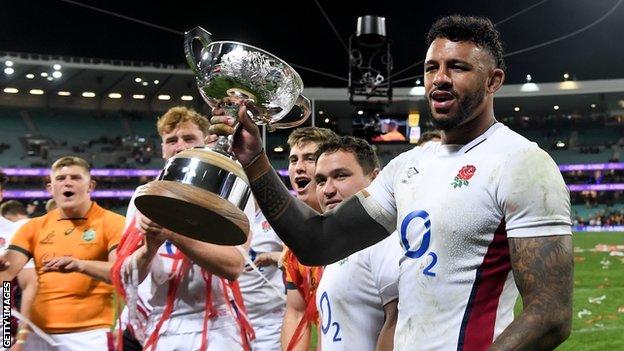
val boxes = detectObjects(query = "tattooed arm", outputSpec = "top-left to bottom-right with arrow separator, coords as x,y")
245,153 -> 392,265
209,104 -> 393,266
490,235 -> 573,350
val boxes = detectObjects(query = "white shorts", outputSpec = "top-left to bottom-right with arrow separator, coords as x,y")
151,323 -> 244,351
250,321 -> 281,351
23,328 -> 114,351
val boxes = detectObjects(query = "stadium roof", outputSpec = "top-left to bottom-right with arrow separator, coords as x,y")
2,0 -> 624,89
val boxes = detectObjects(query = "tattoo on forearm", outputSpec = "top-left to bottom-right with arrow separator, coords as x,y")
491,235 -> 573,350
251,170 -> 292,220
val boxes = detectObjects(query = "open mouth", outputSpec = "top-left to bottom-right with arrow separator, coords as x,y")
430,90 -> 455,110
294,177 -> 311,190
63,191 -> 75,198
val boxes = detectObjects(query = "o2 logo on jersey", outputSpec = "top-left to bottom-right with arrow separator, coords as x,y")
319,292 -> 342,342
400,210 -> 438,277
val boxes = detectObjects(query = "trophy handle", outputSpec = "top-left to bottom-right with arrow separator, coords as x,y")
184,27 -> 212,76
268,94 -> 312,131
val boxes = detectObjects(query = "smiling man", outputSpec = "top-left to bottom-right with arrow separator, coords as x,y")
313,136 -> 400,351
210,15 -> 573,351
0,156 -> 125,351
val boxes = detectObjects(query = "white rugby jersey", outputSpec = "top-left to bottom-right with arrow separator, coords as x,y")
122,187 -> 240,340
315,235 -> 400,351
238,210 -> 286,324
1,216 -> 33,268
0,216 -> 29,249
366,123 -> 571,351
145,242 -> 235,335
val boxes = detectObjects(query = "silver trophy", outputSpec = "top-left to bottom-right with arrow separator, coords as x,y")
134,27 -> 311,245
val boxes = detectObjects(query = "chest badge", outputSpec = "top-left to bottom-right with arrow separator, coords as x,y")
82,228 -> 96,242
452,165 -> 476,188
261,220 -> 271,232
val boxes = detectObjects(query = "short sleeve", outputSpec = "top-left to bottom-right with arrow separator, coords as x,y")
8,219 -> 36,258
362,152 -> 416,233
365,156 -> 400,218
497,147 -> 572,238
367,234 -> 401,306
105,212 -> 126,252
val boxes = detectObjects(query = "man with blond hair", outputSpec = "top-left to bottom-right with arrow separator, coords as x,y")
0,156 -> 125,351
113,106 -> 253,351
275,126 -> 337,351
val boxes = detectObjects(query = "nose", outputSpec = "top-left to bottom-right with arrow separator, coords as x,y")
432,68 -> 451,89
174,140 -> 189,154
323,178 -> 337,198
295,158 -> 307,173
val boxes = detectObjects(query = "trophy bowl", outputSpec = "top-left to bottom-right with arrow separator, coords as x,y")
134,27 -> 310,245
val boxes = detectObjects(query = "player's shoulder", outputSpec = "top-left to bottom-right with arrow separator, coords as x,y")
489,123 -> 540,151
384,142 -> 435,170
103,209 -> 126,222
23,211 -> 54,229
96,205 -> 126,228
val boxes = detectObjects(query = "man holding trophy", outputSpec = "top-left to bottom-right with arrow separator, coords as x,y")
113,106 -> 254,351
204,15 -> 573,351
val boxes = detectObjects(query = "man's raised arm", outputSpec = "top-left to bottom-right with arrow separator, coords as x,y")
210,104 -> 393,265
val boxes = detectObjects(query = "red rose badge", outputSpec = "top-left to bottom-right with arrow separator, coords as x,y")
452,165 -> 476,188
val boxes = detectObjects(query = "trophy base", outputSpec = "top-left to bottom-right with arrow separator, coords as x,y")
134,180 -> 249,245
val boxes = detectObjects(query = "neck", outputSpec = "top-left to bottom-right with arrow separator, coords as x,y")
59,201 -> 92,219
442,105 -> 497,145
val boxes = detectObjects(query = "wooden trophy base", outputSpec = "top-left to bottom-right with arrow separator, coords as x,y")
134,180 -> 249,245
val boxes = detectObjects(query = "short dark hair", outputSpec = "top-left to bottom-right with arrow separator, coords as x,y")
0,200 -> 27,217
426,15 -> 506,72
315,136 -> 380,175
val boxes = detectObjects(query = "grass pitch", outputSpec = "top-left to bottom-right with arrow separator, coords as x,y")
554,231 -> 624,350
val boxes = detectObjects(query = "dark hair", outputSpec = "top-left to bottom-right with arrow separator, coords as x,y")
0,200 -> 27,217
315,136 -> 380,175
0,171 -> 6,186
426,15 -> 506,71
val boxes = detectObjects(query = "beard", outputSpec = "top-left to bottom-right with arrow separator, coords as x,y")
428,84 -> 486,131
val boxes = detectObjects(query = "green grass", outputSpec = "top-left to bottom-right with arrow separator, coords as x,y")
554,232 -> 624,350
312,232 -> 624,349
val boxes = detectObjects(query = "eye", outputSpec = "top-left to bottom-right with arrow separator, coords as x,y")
451,64 -> 469,71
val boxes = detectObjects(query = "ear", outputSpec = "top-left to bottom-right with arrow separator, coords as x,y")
487,68 -> 505,94
89,179 -> 96,193
370,167 -> 381,180
45,182 -> 52,194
